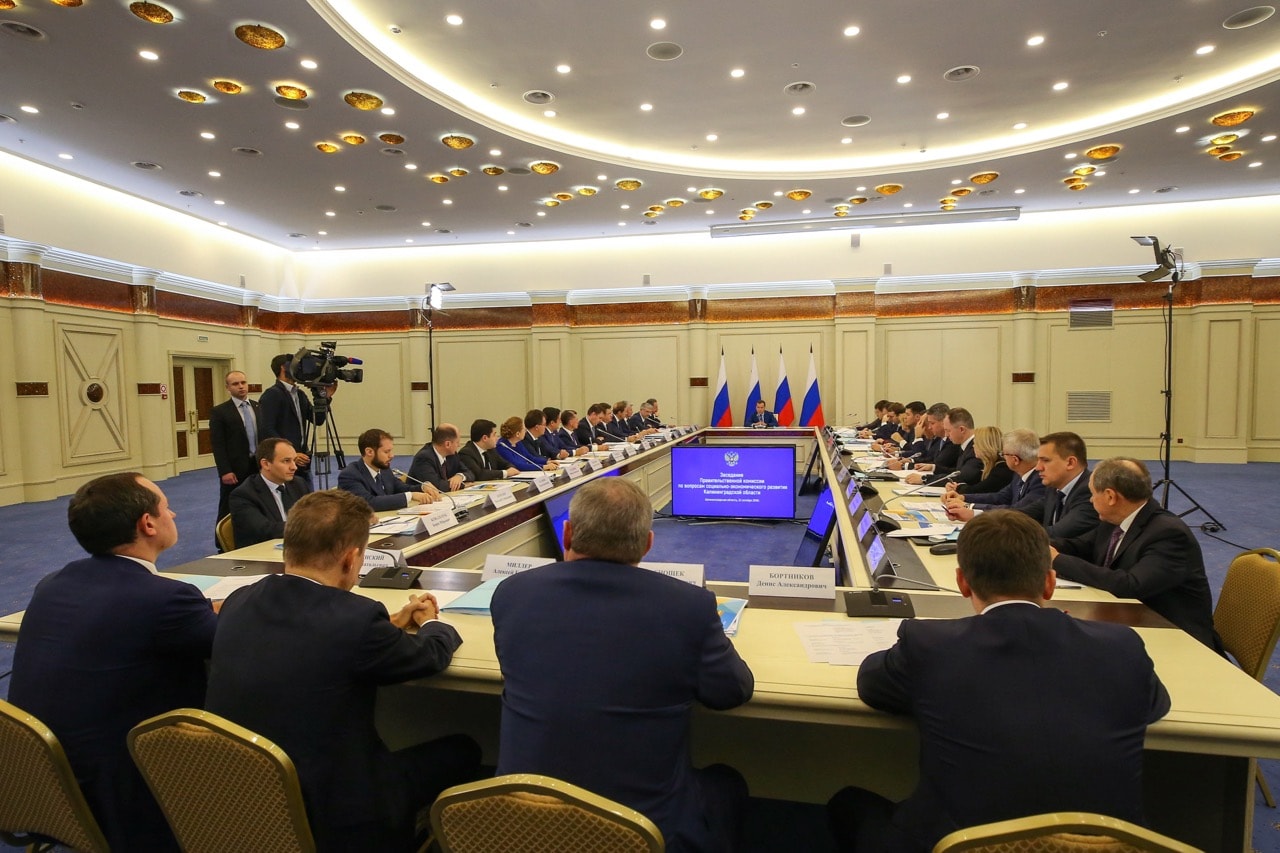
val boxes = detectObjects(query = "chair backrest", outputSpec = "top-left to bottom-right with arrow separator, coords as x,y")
933,812 -> 1201,853
215,514 -> 236,552
1213,547 -> 1280,680
128,708 -> 315,853
0,699 -> 110,853
431,773 -> 664,853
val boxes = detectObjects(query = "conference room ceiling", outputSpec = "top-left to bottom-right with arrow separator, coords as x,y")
1,0 -> 1277,251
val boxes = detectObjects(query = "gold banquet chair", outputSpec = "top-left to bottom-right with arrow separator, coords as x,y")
430,773 -> 664,853
1212,546 -> 1280,807
932,812 -> 1199,853
128,708 -> 315,853
215,514 -> 236,552
0,699 -> 109,853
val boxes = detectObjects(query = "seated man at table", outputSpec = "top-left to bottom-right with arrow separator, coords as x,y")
521,408 -> 568,461
338,428 -> 440,511
1014,431 -> 1099,539
458,419 -> 519,480
553,408 -> 592,456
229,437 -> 312,547
942,428 -> 1045,521
574,403 -> 610,447
207,489 -> 480,852
748,399 -> 779,428
541,406 -> 586,458
873,400 -> 924,453
492,477 -> 755,852
407,423 -> 474,492
1051,457 -> 1222,652
887,402 -> 947,469
10,472 -> 218,852
827,510 -> 1170,852
639,398 -> 664,429
906,407 -> 981,485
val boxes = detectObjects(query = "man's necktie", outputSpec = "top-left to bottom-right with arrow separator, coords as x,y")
275,484 -> 288,521
240,401 -> 257,453
1102,526 -> 1124,567
1051,491 -> 1064,525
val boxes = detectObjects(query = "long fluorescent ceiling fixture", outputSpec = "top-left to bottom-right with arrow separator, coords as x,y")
709,207 -> 1021,238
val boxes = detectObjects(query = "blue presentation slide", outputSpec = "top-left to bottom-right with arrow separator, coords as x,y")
670,446 -> 796,519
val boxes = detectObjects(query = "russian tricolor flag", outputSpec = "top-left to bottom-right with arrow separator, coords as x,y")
774,347 -> 794,426
711,349 -> 733,427
799,346 -> 825,427
742,349 -> 762,425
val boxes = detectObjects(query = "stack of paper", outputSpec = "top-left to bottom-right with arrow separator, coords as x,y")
793,620 -> 902,666
716,598 -> 748,636
440,577 -> 507,616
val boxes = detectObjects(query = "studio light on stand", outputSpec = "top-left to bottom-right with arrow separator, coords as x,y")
1129,236 -> 1224,530
422,282 -> 455,433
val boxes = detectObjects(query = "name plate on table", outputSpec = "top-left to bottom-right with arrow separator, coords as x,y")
587,456 -> 604,471
422,508 -> 460,535
638,561 -> 705,587
624,443 -> 639,456
361,547 -> 405,576
610,449 -> 627,462
482,554 -> 556,581
748,565 -> 837,600
565,462 -> 585,480
487,487 -> 518,509
528,473 -> 554,492
371,516 -> 426,536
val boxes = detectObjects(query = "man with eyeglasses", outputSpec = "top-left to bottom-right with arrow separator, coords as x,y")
943,429 -> 1045,521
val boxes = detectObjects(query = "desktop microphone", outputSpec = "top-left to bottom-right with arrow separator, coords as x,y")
392,468 -> 464,518
874,471 -> 958,532
872,564 -> 962,594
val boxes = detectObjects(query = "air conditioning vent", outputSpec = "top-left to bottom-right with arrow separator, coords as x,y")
1067,391 -> 1111,422
1068,298 -> 1113,329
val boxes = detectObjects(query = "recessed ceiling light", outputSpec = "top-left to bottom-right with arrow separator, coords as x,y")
706,133 -> 718,141
285,121 -> 299,130
840,137 -> 852,144
489,148 -> 502,156
597,174 -> 607,181
936,112 -> 949,120
843,25 -> 860,36
802,209 -> 812,215
1095,170 -> 1106,176
730,68 -> 745,78
1129,188 -> 1141,194
1064,152 -> 1077,159
856,186 -> 867,192
544,109 -> 557,117
687,186 -> 697,193
1052,81 -> 1069,91
792,106 -> 806,115
19,105 -> 38,114
318,230 -> 326,235
1175,125 -> 1191,133
443,199 -> 453,205
650,18 -> 666,29
536,211 -> 546,217
421,221 -> 431,226
214,199 -> 225,205
556,64 -> 571,74
620,204 -> 630,210
380,107 -> 395,116
300,59 -> 318,69
139,49 -> 159,61
1014,188 -> 1026,194
1013,122 -> 1027,130
903,203 -> 913,208
1196,44 -> 1215,55
896,74 -> 911,84
200,131 -> 215,139
706,209 -> 714,214
640,103 -> 654,112
405,163 -> 417,170
58,153 -> 73,160
445,13 -> 463,25
1027,35 -> 1045,46
950,179 -> 961,185
498,185 -> 508,191
334,185 -> 346,192
1262,134 -> 1277,142
208,170 -> 221,177
1249,161 -> 1263,167
325,211 -> 336,217
618,222 -> 627,227
773,190 -> 784,196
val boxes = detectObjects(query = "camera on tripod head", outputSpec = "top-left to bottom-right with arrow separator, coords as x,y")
291,341 -> 364,388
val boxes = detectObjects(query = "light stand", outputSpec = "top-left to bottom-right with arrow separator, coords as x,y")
1130,237 -> 1225,531
422,282 -> 455,433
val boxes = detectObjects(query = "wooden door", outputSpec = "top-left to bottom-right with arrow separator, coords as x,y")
172,358 -> 224,472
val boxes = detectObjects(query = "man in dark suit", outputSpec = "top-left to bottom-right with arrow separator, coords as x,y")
10,472 -> 218,852
887,403 -> 946,469
574,403 -> 610,446
942,428 -> 1045,521
457,419 -> 519,480
258,352 -> 322,483
520,408 -> 567,460
907,407 -> 980,485
407,422 -> 474,491
553,408 -> 591,457
209,369 -> 260,539
1014,431 -> 1100,538
1052,457 -> 1222,651
492,477 -> 754,852
748,399 -> 780,428
207,489 -> 480,852
229,437 -> 312,547
338,428 -> 439,511
640,398 -> 664,429
827,510 -> 1171,852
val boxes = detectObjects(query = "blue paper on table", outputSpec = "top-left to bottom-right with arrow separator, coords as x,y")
441,576 -> 507,616
717,597 -> 748,637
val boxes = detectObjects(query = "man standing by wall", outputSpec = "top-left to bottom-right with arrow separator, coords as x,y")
209,369 -> 259,544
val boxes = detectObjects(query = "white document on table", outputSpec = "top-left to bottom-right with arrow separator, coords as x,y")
202,573 -> 270,600
793,620 -> 903,666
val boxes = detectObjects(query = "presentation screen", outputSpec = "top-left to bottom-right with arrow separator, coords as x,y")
670,445 -> 797,520
542,469 -> 618,557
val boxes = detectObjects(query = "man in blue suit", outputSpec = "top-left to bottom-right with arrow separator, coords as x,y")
748,399 -> 779,428
492,477 -> 754,852
337,428 -> 440,511
941,428 -> 1045,521
10,472 -> 218,852
827,510 -> 1170,852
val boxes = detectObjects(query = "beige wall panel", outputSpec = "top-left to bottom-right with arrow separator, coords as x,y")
1203,319 -> 1242,440
56,322 -> 131,466
534,337 -> 565,408
709,326 -> 824,426
306,338 -> 410,442
436,336 -> 530,433
579,331 -> 681,421
1253,315 -> 1280,442
880,324 -> 1002,425
837,326 -> 873,427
